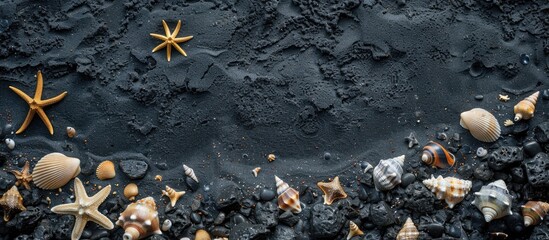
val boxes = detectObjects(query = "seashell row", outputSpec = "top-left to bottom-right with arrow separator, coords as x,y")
346,221 -> 364,240
514,91 -> 539,121
460,108 -> 501,142
423,175 -> 471,208
0,186 -> 26,222
522,201 -> 549,227
33,152 -> 81,190
183,164 -> 198,183
373,155 -> 405,191
116,196 -> 162,240
421,142 -> 455,168
161,185 -> 185,207
275,175 -> 302,213
96,160 -> 116,180
124,183 -> 139,201
396,217 -> 419,240
472,180 -> 513,222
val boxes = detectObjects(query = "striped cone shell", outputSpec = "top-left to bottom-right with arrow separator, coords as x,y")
522,201 -> 549,227
460,108 -> 501,142
421,142 -> 455,168
472,180 -> 513,222
33,153 -> 81,190
514,91 -> 539,121
183,164 -> 198,183
346,221 -> 364,240
396,218 -> 419,240
275,175 -> 301,213
423,175 -> 471,208
373,155 -> 405,191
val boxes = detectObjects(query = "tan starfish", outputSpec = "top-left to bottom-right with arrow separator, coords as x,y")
9,71 -> 67,135
0,186 -> 26,221
317,176 -> 348,205
150,20 -> 193,61
51,178 -> 114,240
10,161 -> 33,190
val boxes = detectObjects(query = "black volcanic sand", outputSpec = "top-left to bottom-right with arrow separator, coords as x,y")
1,0 -> 549,239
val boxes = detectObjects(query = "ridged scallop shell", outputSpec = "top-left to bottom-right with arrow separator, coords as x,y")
116,197 -> 162,240
183,164 -> 198,183
33,152 -> 81,190
472,180 -> 513,222
514,91 -> 539,121
275,175 -> 301,213
124,183 -> 139,201
421,142 -> 455,168
347,221 -> 364,240
423,175 -> 472,208
396,218 -> 419,240
522,201 -> 549,227
96,160 -> 116,180
460,108 -> 501,142
373,155 -> 405,191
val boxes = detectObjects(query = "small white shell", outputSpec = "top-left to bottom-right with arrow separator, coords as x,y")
460,108 -> 501,142
183,164 -> 198,183
5,138 -> 15,150
33,152 -> 81,190
373,155 -> 405,191
161,219 -> 172,232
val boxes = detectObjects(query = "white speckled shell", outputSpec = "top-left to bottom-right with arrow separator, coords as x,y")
460,108 -> 501,142
116,197 -> 162,240
373,155 -> 405,191
423,175 -> 472,208
33,153 -> 81,190
472,180 -> 512,222
396,218 -> 419,240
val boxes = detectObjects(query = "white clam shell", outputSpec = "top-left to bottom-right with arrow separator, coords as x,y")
460,108 -> 501,142
33,152 -> 81,190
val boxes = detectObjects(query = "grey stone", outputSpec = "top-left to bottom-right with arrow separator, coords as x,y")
118,160 -> 148,179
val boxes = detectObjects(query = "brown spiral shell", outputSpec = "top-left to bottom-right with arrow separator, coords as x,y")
421,142 -> 455,168
514,91 -> 539,121
275,175 -> 301,213
522,201 -> 549,227
396,218 -> 419,240
116,197 -> 162,240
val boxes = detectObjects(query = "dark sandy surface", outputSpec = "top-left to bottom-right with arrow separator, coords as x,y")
1,0 -> 549,239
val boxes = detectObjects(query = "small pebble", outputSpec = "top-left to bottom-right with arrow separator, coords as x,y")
520,54 -> 530,65
476,147 -> 488,158
190,212 -> 202,224
446,225 -> 461,238
426,223 -> 445,238
400,173 -> 416,187
323,152 -> 331,160
214,212 -> 226,225
259,189 -> 276,201
436,132 -> 447,141
523,141 -> 543,157
161,219 -> 172,232
542,89 -> 549,100
474,95 -> 484,101
5,138 -> 15,150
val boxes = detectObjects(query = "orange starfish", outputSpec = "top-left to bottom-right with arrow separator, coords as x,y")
317,176 -> 348,205
150,20 -> 193,61
9,71 -> 67,135
10,161 -> 33,190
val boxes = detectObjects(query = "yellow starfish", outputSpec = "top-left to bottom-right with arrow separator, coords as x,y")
9,71 -> 67,135
51,178 -> 114,240
317,176 -> 348,205
10,161 -> 33,190
150,20 -> 193,61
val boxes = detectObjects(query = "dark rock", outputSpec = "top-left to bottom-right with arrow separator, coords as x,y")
81,230 -> 92,239
232,213 -> 248,226
524,141 -> 543,157
166,205 -> 192,238
488,146 -> 523,171
474,162 -> 494,181
504,213 -> 524,234
229,223 -> 269,240
185,177 -> 200,192
542,89 -> 549,100
278,210 -> 299,227
401,173 -> 416,187
530,224 -> 549,240
6,206 -> 45,231
22,188 -> 42,206
53,215 -> 73,239
213,212 -> 226,225
211,226 -> 230,237
363,229 -> 382,239
0,170 -> 15,190
268,225 -> 296,240
534,122 -> 549,144
524,153 -> 549,187
255,201 -> 278,228
510,167 -> 528,183
404,182 -> 434,213
513,121 -> 529,135
32,220 -> 54,240
360,184 -> 381,203
259,188 -> 276,202
213,179 -> 242,210
155,162 -> 168,170
475,95 -> 484,101
190,197 -> 202,211
190,212 -> 202,224
0,151 -> 7,165
426,223 -> 444,238
90,230 -> 109,240
446,224 -> 461,238
118,160 -> 148,179
370,202 -> 395,227
457,164 -> 473,179
310,203 -> 345,238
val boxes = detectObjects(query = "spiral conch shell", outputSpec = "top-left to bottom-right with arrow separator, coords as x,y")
183,164 -> 198,183
423,175 -> 472,208
460,108 -> 501,142
116,197 -> 162,240
522,201 -> 549,227
396,218 -> 419,240
373,155 -> 405,191
514,91 -> 539,121
472,180 -> 513,222
421,142 -> 455,168
275,175 -> 301,213
33,152 -> 81,190
96,160 -> 116,180
346,221 -> 364,240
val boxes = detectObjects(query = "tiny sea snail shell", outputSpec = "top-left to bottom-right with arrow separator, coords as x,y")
421,141 -> 455,168
460,108 -> 501,142
514,91 -> 539,121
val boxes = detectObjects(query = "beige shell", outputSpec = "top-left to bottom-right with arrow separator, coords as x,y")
195,229 -> 211,240
423,175 -> 472,208
522,201 -> 549,227
66,127 -> 76,138
183,164 -> 198,183
472,180 -> 512,222
124,183 -> 139,201
514,91 -> 539,121
347,221 -> 364,240
116,197 -> 162,240
33,152 -> 81,190
275,175 -> 302,213
460,108 -> 501,142
96,160 -> 116,180
397,218 -> 419,240
0,186 -> 26,221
